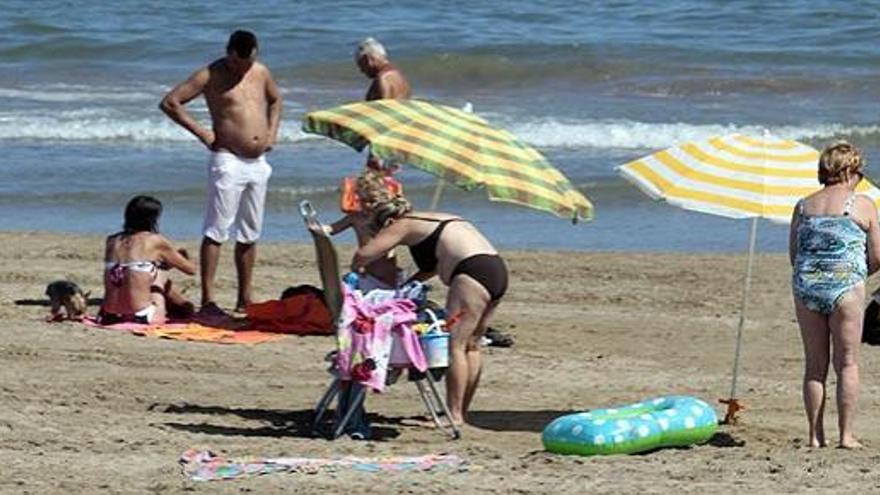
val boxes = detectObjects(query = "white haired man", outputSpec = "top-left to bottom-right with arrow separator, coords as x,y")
355,37 -> 411,172
355,37 -> 411,101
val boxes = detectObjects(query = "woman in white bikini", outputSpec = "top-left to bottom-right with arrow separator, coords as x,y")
99,196 -> 196,324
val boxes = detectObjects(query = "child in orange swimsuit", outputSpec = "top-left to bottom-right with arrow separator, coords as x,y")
324,174 -> 403,292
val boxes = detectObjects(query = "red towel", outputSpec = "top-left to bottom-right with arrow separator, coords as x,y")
245,293 -> 333,335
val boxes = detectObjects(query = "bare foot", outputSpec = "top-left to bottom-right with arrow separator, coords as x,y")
808,426 -> 825,448
839,438 -> 864,449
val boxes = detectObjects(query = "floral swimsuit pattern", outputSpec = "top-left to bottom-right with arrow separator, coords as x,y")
792,194 -> 867,314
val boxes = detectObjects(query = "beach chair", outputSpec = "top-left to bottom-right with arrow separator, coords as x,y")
299,200 -> 460,440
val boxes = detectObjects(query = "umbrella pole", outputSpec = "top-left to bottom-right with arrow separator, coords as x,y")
429,102 -> 472,211
721,216 -> 758,424
429,178 -> 446,211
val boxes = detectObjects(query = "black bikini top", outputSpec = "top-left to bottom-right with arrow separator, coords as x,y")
406,216 -> 465,273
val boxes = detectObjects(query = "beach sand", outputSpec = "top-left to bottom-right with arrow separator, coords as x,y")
2,232 -> 880,494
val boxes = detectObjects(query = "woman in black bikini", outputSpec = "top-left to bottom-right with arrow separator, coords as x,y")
347,171 -> 508,426
100,196 -> 197,324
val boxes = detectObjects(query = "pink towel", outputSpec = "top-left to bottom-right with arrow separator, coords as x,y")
336,288 -> 424,392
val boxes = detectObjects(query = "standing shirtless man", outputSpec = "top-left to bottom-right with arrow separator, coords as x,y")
160,30 -> 282,314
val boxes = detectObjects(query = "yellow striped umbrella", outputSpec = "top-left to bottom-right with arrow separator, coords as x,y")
618,133 -> 880,222
618,132 -> 880,424
302,99 -> 592,222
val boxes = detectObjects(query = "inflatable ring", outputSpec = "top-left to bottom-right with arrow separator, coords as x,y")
542,395 -> 718,456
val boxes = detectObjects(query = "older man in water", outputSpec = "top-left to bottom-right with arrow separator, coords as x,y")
159,30 -> 282,315
355,37 -> 410,172
356,37 -> 411,101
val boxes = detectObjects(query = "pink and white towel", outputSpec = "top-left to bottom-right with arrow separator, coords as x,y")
335,287 -> 426,392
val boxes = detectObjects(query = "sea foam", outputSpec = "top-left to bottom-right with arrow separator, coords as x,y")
1,111 -> 876,150
507,119 -> 880,149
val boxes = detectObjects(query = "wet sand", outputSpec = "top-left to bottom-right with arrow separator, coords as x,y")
2,232 -> 880,494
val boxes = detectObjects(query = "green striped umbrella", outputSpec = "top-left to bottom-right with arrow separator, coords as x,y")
302,99 -> 593,222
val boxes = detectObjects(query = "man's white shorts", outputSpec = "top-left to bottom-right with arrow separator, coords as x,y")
203,150 -> 272,244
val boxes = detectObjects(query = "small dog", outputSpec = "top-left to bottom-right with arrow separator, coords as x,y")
45,280 -> 89,321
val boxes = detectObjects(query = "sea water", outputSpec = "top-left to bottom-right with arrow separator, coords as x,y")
3,0 -> 880,251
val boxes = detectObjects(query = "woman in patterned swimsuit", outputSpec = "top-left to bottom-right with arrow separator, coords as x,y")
790,142 -> 880,448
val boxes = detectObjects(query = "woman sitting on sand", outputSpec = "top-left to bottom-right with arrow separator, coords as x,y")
790,141 -> 880,448
98,195 -> 196,325
341,170 -> 508,425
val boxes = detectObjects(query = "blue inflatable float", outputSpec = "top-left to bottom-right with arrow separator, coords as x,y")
542,395 -> 718,456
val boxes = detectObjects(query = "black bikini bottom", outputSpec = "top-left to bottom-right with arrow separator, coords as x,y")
450,254 -> 508,302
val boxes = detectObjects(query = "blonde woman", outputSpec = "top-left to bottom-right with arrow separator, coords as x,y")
790,141 -> 880,448
345,170 -> 507,426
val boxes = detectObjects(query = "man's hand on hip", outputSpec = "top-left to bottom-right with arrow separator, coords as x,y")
199,129 -> 216,150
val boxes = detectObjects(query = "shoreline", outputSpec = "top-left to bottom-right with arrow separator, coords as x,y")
0,229 -> 789,256
3,231 -> 878,493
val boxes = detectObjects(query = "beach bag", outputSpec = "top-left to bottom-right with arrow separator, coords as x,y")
863,297 -> 880,346
281,284 -> 326,304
